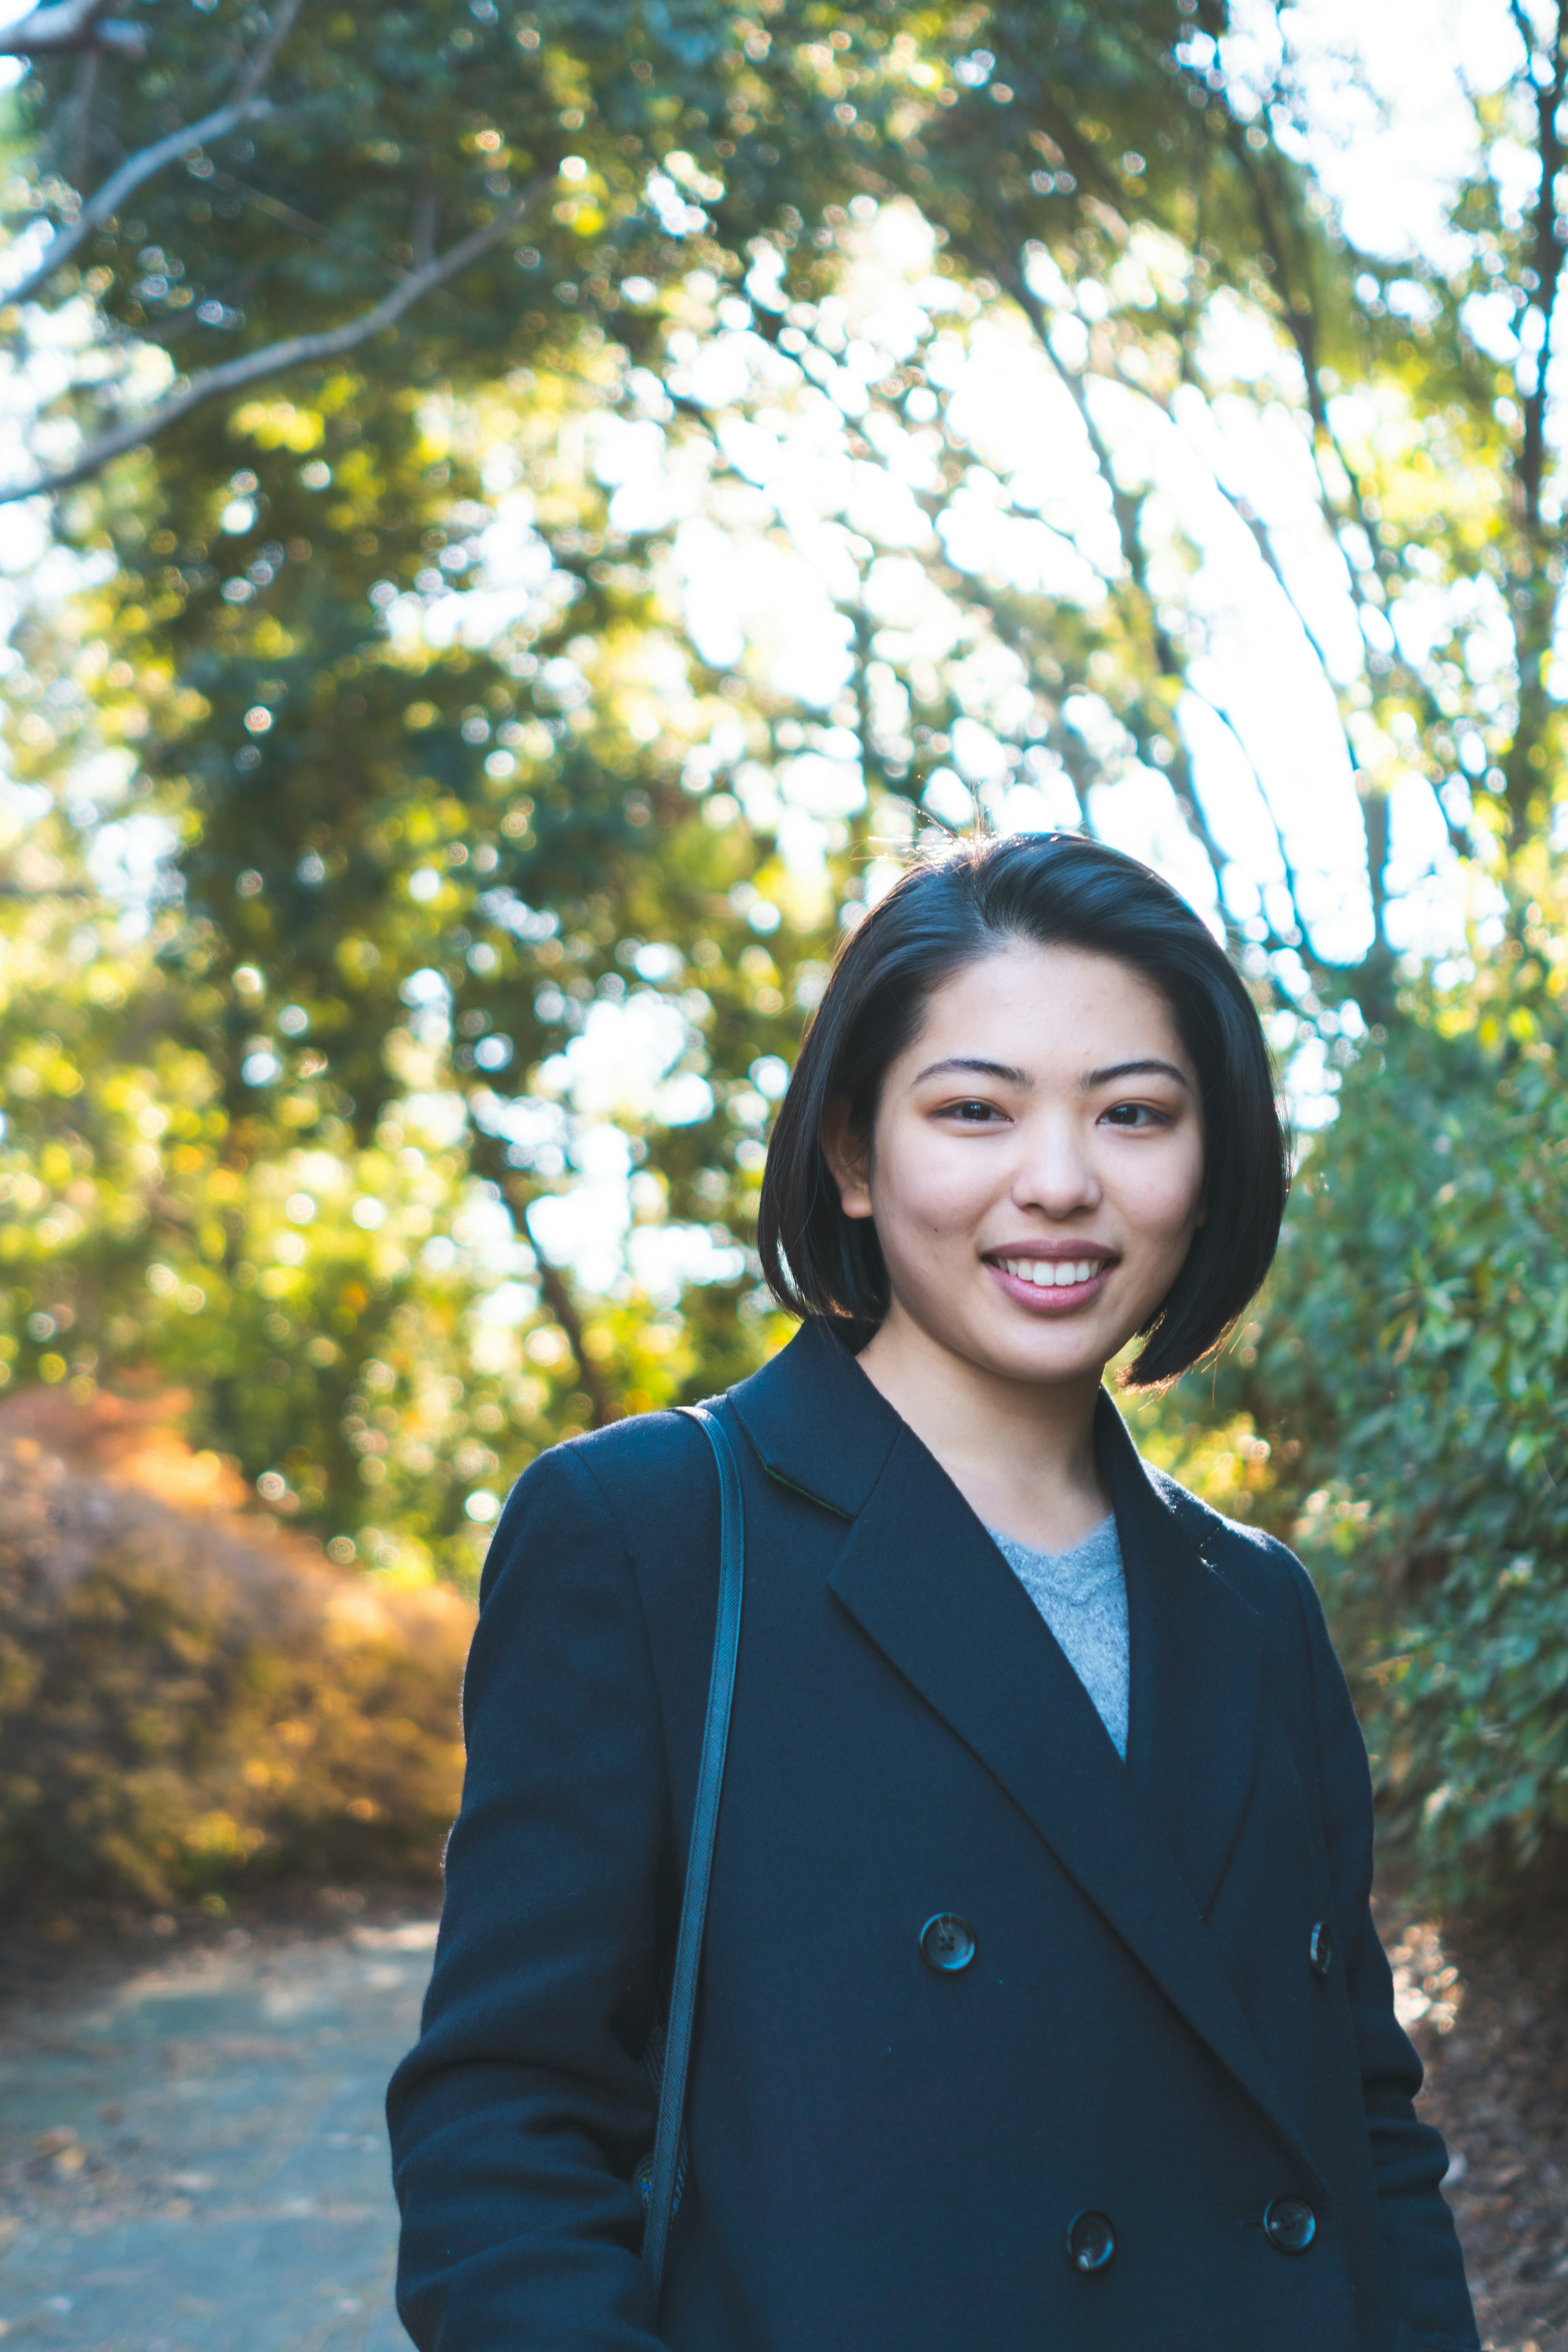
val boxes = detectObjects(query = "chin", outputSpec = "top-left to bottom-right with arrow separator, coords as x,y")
971,1326 -> 1111,1384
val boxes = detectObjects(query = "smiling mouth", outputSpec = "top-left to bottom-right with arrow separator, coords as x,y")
987,1252 -> 1115,1292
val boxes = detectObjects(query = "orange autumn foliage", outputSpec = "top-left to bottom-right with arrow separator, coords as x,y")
0,1391 -> 474,1906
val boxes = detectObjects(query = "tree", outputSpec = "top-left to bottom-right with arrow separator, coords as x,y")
14,2 -> 1566,1002
2,0 -> 1253,1560
1,314 -> 859,1565
4,2 -> 1568,1901
4,2 -> 1563,1441
0,0 -> 753,492
2,10 -> 1564,1321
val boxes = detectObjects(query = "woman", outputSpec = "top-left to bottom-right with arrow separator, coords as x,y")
388,833 -> 1477,2352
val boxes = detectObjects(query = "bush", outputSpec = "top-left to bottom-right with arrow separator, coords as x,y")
1138,967 -> 1568,1906
0,1409 -> 473,1906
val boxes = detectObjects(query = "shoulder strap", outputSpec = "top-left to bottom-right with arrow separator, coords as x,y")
641,1402 -> 746,2309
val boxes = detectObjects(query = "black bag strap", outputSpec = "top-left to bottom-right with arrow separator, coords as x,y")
641,1401 -> 746,2309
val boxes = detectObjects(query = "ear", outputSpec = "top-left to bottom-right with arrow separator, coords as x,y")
820,1097 -> 875,1222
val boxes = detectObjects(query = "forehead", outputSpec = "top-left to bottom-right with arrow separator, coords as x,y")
902,942 -> 1190,1072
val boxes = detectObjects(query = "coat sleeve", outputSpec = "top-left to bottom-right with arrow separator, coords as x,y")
1284,1552 -> 1479,2352
386,1441 -> 669,2352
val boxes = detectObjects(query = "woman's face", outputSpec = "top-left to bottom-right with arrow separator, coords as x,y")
827,941 -> 1208,1390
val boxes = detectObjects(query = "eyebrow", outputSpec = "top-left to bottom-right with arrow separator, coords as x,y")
1082,1058 -> 1191,1091
911,1054 -> 1190,1091
911,1056 -> 1030,1087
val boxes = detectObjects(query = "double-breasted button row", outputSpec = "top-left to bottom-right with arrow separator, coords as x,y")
918,1914 -> 1315,2269
1059,2200 -> 1316,2272
921,1910 -> 1337,1986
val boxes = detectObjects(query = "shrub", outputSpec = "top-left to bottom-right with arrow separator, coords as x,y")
1138,974 -> 1568,1906
0,1417 -> 473,1906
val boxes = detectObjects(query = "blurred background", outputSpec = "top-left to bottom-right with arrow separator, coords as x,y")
0,0 -> 1564,2346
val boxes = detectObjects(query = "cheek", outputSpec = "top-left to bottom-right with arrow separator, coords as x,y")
1109,1129 -> 1213,1242
1125,1140 -> 1206,1238
875,1133 -> 998,1236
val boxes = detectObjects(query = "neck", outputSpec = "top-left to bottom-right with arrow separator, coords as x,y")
853,1303 -> 1110,1552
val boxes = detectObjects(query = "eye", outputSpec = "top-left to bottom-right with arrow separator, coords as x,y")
1100,1100 -> 1170,1128
940,1098 -> 1007,1125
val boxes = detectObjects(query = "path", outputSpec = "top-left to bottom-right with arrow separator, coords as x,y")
0,1913 -> 436,2351
0,1898 -> 1561,2352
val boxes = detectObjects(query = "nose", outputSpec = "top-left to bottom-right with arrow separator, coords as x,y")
1010,1111 -> 1101,1221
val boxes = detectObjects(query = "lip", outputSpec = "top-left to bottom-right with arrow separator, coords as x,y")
982,1245 -> 1118,1316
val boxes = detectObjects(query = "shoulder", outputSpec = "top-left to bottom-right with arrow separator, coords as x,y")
533,1405 -> 713,1506
481,1409 -> 718,1603
1141,1459 -> 1375,1826
1143,1460 -> 1323,1638
1143,1462 -> 1359,1776
496,1408 -> 715,1530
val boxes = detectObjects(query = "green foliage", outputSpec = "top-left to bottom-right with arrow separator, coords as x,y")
4,0 -> 1568,1920
7,0 -> 1275,483
1252,1011 -> 1568,1891
0,847 -> 559,1580
0,1428 -> 472,1904
1134,893 -> 1568,1902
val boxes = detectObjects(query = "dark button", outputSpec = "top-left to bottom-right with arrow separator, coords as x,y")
1309,1920 -> 1334,1979
919,1913 -> 976,1972
1263,2196 -> 1317,2254
1066,2210 -> 1116,2273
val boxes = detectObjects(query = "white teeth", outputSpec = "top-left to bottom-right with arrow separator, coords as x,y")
999,1257 -> 1102,1288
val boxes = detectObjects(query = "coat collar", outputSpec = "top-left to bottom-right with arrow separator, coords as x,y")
728,1314 -> 902,1521
729,1319 -> 1322,2191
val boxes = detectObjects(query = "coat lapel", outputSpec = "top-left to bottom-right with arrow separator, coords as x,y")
1099,1394 -> 1266,1924
730,1324 -> 1323,2190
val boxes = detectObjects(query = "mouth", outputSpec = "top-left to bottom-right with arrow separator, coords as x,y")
982,1247 -> 1117,1314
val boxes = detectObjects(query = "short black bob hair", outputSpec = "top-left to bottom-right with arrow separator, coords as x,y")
757,832 -> 1288,1388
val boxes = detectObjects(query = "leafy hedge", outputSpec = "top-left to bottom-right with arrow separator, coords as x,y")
1140,957 -> 1568,1905
0,1432 -> 473,1906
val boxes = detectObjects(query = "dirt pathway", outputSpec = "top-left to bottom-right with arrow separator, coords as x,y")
0,1910 -> 436,2351
1401,1910 -> 1568,2352
0,1897 -> 1561,2350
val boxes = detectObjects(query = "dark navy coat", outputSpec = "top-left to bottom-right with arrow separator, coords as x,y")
388,1318 -> 1477,2351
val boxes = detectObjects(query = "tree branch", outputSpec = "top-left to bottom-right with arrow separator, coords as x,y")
1185,682 -> 1337,968
0,179 -> 544,504
225,0 -> 307,107
7,98 -> 271,307
0,0 -> 143,58
978,249 -> 1263,933
1224,140 -> 1485,885
412,177 -> 438,272
62,44 -> 100,190
534,1256 -> 615,1428
1498,0 -> 1568,849
4,0 -> 307,311
1098,341 -> 1472,875
1506,0 -> 1539,75
466,1137 -> 619,1431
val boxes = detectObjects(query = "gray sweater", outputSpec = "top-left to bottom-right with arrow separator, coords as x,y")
987,1515 -> 1129,1758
